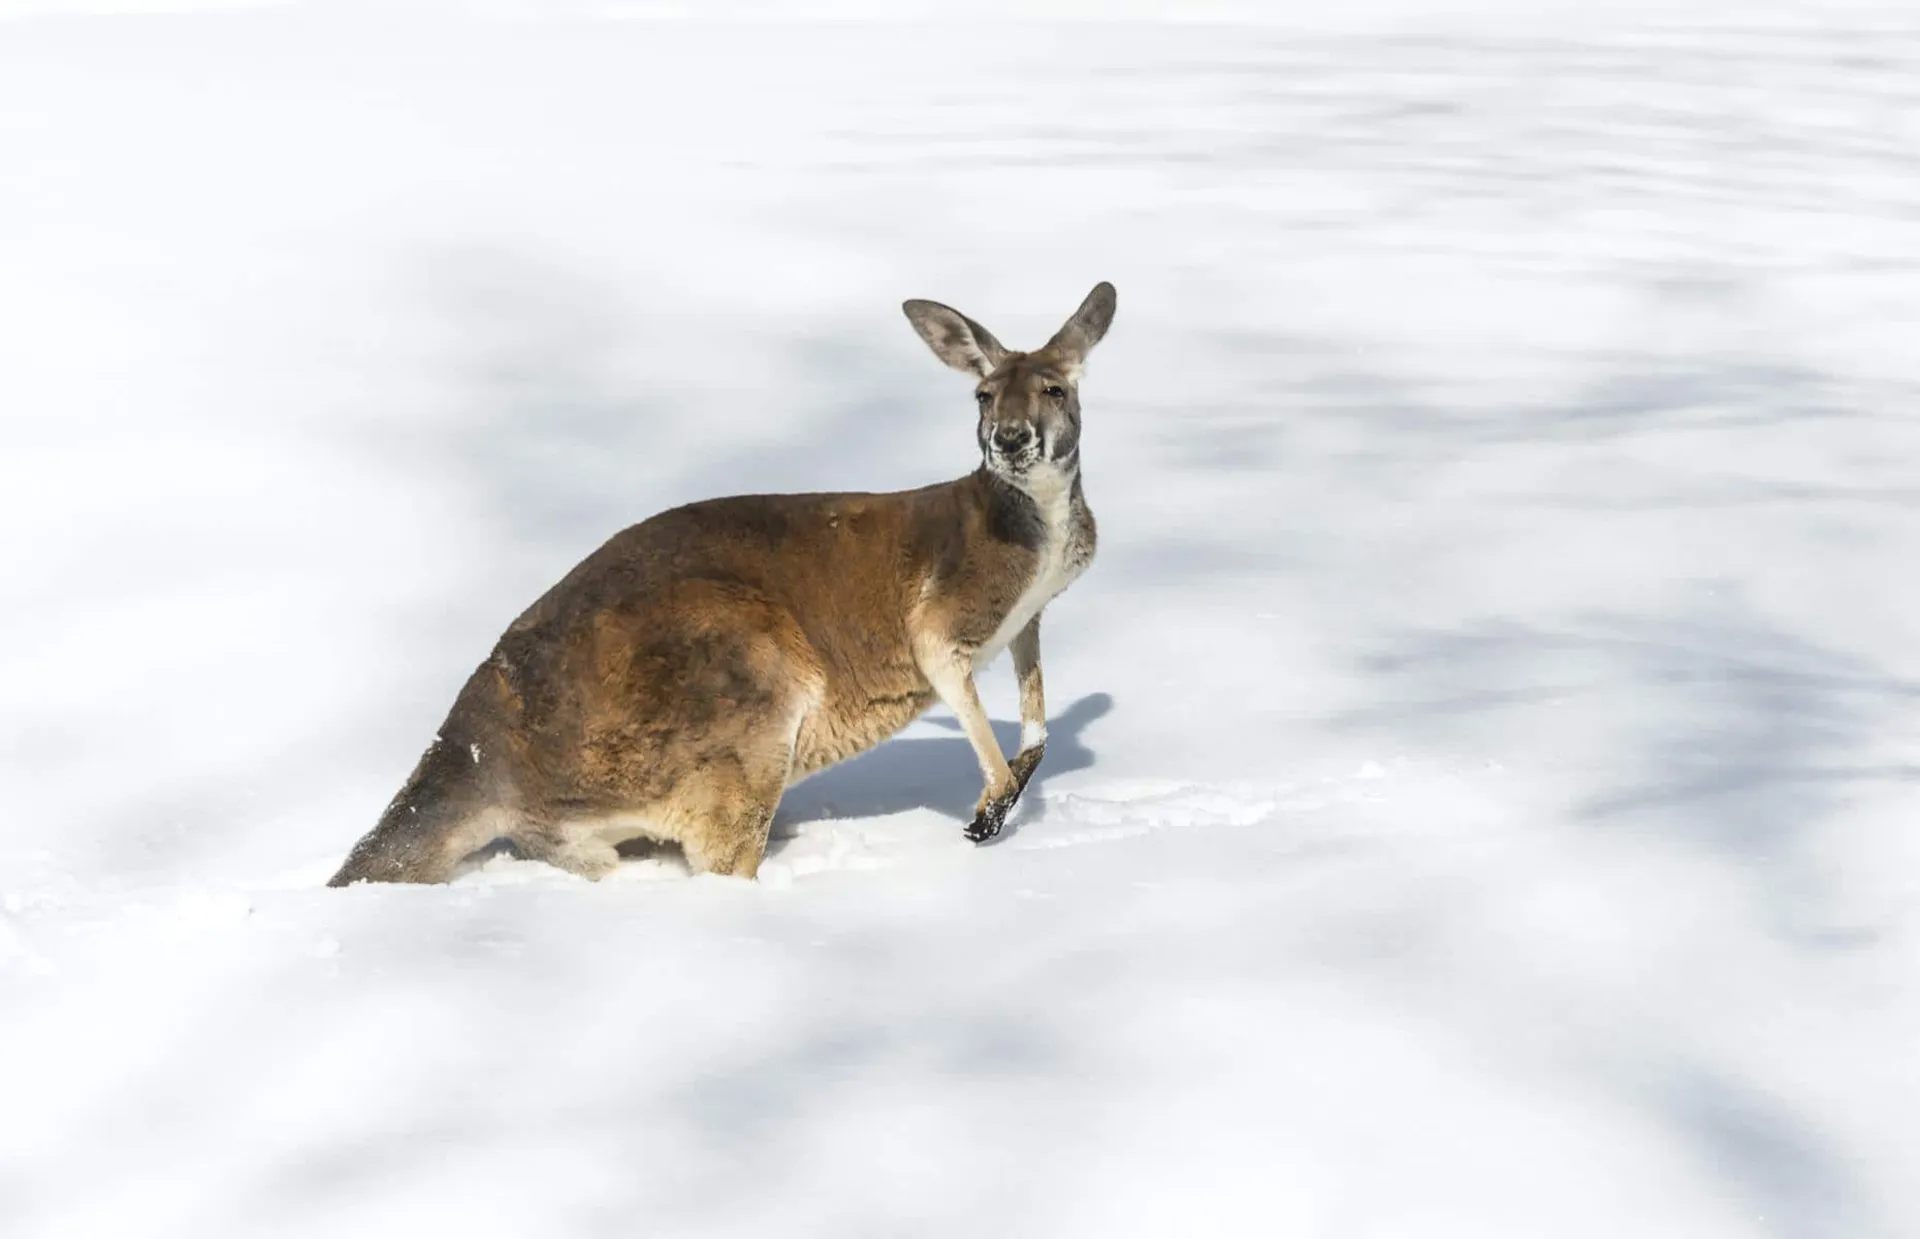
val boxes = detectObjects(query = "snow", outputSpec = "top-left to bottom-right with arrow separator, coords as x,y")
4,6 -> 1919,1236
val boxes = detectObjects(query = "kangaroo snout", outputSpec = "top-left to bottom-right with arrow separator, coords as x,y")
992,424 -> 1035,454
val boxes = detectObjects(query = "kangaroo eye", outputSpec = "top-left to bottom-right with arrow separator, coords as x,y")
1044,385 -> 1067,400
975,390 -> 992,406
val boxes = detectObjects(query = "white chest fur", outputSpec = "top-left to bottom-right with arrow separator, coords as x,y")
973,468 -> 1089,670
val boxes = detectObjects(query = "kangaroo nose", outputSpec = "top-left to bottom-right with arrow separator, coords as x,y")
993,425 -> 1033,453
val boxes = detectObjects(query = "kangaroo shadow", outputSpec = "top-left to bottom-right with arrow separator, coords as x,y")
770,691 -> 1114,837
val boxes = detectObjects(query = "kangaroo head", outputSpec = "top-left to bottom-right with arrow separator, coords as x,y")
903,282 -> 1117,486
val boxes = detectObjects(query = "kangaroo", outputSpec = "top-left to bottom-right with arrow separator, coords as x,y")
327,282 -> 1116,886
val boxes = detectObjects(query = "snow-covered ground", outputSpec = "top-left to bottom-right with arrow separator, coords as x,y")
4,7 -> 1919,1236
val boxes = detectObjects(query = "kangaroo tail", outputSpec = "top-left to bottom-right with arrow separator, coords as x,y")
328,669 -> 519,887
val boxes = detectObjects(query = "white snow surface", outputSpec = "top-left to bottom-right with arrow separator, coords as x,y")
4,8 -> 1919,1237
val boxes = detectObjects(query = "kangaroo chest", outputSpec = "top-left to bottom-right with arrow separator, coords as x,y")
973,480 -> 1095,669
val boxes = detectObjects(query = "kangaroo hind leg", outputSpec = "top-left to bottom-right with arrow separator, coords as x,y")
671,735 -> 796,880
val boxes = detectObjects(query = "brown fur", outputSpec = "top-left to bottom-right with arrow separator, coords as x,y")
328,283 -> 1115,885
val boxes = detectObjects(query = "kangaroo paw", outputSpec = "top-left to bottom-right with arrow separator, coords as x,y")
966,745 -> 1045,845
965,794 -> 1014,844
1010,743 -> 1046,795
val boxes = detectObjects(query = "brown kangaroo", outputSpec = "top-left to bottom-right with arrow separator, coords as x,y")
328,282 -> 1115,886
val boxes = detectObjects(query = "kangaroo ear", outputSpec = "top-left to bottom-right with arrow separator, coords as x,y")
903,299 -> 1009,379
1044,282 -> 1117,373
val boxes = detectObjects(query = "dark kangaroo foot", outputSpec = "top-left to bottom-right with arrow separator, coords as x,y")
965,744 -> 1046,844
